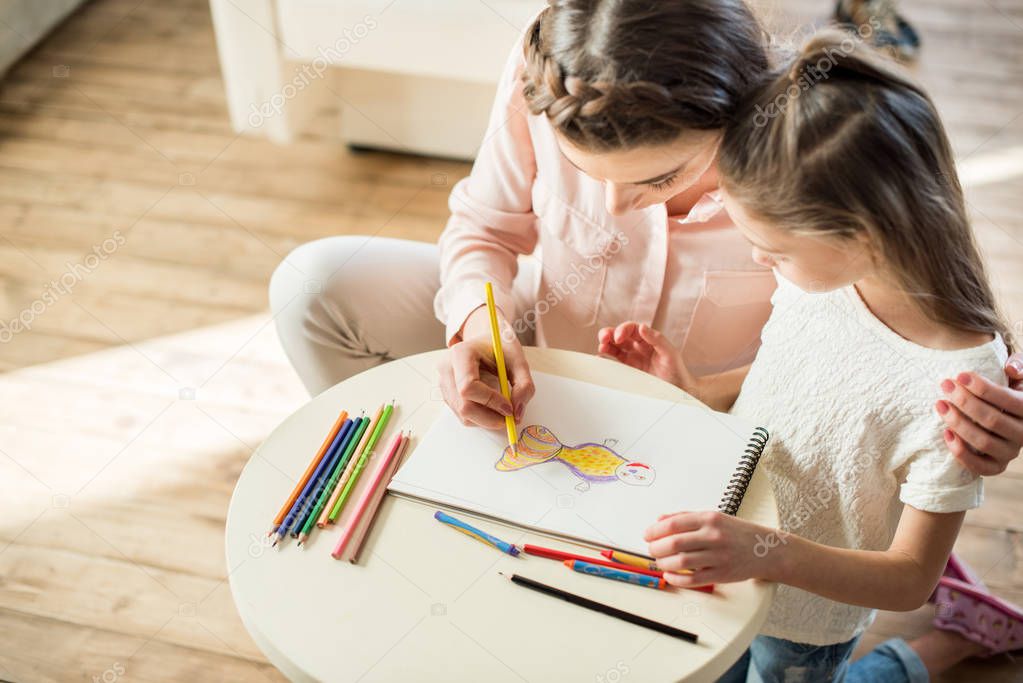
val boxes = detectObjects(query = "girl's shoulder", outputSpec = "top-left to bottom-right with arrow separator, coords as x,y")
912,331 -> 1009,390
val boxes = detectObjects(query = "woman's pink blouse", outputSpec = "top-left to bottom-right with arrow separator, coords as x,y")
434,32 -> 776,375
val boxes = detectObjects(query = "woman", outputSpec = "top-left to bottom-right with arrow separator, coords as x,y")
270,0 -> 1022,476
269,2 -> 1023,673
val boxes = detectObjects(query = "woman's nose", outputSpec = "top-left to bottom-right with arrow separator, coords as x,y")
751,247 -> 774,268
604,182 -> 636,216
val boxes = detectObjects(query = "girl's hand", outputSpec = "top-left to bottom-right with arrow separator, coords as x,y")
437,306 -> 535,430
937,353 -> 1023,475
597,322 -> 694,390
644,511 -> 779,587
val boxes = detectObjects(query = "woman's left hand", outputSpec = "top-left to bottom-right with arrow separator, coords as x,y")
644,510 -> 779,587
937,353 -> 1023,475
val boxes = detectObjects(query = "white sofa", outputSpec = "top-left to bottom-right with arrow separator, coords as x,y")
0,0 -> 87,77
209,0 -> 544,159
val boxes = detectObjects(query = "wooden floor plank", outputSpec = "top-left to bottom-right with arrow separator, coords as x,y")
0,609 -> 286,683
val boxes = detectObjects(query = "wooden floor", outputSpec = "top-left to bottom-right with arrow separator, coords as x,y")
0,0 -> 1020,680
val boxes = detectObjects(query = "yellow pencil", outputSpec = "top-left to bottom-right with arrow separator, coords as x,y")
485,282 -> 518,450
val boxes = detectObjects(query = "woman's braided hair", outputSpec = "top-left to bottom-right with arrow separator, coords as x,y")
522,0 -> 770,151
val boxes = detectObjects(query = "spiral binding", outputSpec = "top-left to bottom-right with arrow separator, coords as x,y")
718,426 -> 769,516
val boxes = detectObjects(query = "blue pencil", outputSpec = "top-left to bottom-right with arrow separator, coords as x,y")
274,418 -> 353,546
565,559 -> 667,589
434,510 -> 520,556
296,416 -> 370,544
289,418 -> 359,539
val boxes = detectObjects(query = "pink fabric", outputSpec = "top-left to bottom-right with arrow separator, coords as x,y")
933,576 -> 1023,655
434,31 -> 776,376
930,553 -> 986,603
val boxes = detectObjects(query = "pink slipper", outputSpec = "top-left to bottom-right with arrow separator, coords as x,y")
932,576 -> 1023,655
929,553 -> 986,603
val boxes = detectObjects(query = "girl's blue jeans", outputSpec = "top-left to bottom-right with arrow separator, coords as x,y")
718,634 -> 930,682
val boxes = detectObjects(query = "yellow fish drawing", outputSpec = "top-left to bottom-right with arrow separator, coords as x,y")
495,425 -> 655,491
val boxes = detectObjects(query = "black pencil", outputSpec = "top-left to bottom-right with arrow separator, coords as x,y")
500,572 -> 699,643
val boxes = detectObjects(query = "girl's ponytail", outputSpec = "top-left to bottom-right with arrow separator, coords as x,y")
720,29 -> 1014,351
787,30 -> 921,96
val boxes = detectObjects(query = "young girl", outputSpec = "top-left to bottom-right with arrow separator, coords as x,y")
598,32 -> 1022,681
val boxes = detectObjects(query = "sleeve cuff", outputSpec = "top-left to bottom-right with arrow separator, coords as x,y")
900,479 -> 983,513
440,281 -> 518,347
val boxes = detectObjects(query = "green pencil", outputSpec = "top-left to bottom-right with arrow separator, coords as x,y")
297,416 -> 370,544
328,402 -> 393,522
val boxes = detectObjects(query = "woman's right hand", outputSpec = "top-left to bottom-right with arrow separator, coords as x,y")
437,306 -> 535,429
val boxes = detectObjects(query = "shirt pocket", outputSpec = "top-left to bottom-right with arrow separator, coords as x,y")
681,269 -> 777,376
530,181 -> 616,327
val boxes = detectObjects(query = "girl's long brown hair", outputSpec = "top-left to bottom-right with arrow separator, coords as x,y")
521,0 -> 770,151
719,30 -> 1012,349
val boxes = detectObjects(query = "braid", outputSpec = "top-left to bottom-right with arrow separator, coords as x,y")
519,1 -> 769,151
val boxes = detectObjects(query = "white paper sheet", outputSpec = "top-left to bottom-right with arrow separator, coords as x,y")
389,372 -> 765,554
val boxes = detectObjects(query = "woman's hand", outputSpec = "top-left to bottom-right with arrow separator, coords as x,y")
937,353 -> 1023,475
597,322 -> 694,390
437,306 -> 535,430
644,510 -> 779,588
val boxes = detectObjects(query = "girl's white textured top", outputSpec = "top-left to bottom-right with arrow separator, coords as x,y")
731,273 -> 1008,646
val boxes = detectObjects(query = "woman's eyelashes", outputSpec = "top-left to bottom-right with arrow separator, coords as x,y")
648,174 -> 678,191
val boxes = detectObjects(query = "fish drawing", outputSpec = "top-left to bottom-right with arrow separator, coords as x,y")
495,425 -> 655,491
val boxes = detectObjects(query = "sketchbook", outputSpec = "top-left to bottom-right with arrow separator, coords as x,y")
388,371 -> 769,556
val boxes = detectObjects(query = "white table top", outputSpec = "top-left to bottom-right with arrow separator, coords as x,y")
226,348 -> 777,682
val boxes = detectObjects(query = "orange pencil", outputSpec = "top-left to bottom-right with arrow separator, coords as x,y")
601,549 -> 695,576
268,408 -> 347,535
343,432 -> 411,563
318,403 -> 383,527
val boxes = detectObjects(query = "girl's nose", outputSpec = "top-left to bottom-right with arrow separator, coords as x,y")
604,182 -> 636,216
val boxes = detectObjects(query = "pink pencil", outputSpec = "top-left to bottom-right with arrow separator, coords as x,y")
331,431 -> 405,560
342,433 -> 411,563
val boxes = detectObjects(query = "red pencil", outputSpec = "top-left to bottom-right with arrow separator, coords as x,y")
523,544 -> 713,593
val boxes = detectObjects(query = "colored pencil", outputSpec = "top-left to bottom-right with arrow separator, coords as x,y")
501,573 -> 698,643
602,548 -> 694,576
565,559 -> 667,590
289,418 -> 356,538
524,544 -> 713,592
320,404 -> 383,526
268,408 -> 347,535
435,510 -> 520,556
298,416 -> 370,544
327,402 -> 394,521
344,432 -> 411,563
485,281 -> 517,450
601,549 -> 657,571
524,544 -> 662,576
273,417 -> 353,546
331,431 -> 405,559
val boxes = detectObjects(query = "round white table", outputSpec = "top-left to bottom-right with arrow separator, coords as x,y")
226,348 -> 777,682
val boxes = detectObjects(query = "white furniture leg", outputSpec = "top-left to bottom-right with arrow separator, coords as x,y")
208,0 -> 329,144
